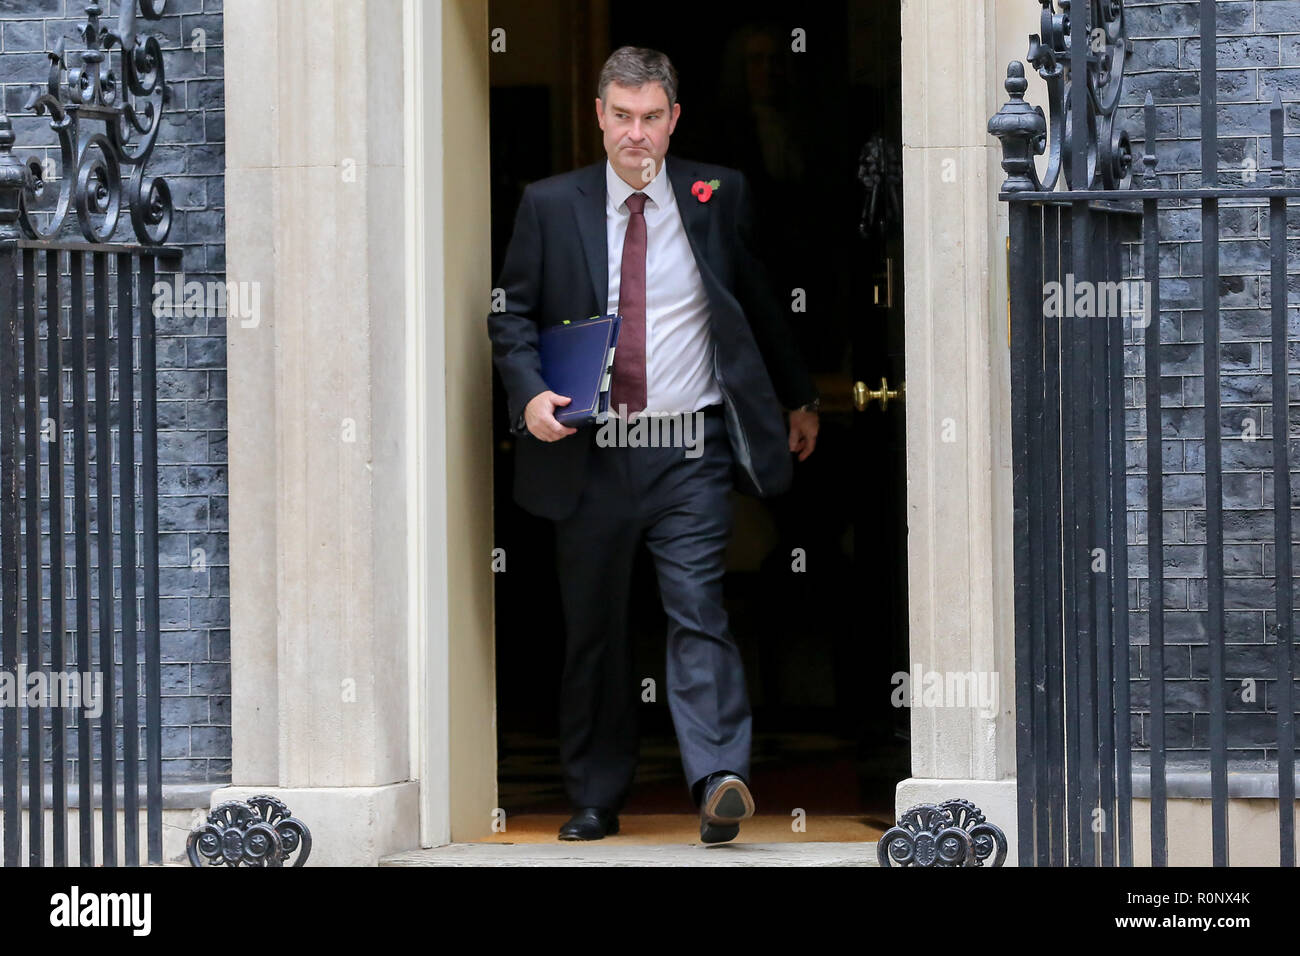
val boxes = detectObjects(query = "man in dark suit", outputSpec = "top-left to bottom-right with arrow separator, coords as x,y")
488,46 -> 819,844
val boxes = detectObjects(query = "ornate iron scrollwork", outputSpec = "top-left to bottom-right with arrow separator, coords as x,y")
989,0 -> 1133,193
16,0 -> 172,245
187,796 -> 314,867
877,799 -> 1008,867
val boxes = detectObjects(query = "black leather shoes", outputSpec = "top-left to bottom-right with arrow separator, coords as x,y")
557,807 -> 619,841
697,771 -> 755,845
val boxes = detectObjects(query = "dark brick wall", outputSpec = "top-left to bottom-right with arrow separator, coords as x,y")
0,0 -> 228,783
1120,0 -> 1300,765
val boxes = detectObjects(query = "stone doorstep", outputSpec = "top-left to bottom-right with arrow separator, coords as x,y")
380,841 -> 882,867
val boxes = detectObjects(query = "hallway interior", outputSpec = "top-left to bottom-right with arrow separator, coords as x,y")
487,728 -> 902,844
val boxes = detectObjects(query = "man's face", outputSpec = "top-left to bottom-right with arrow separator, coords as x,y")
596,82 -> 680,185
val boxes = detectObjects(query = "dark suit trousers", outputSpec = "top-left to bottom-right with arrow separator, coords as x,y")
553,407 -> 752,811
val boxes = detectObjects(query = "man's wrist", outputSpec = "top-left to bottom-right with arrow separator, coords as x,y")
513,405 -> 532,435
790,396 -> 820,414
513,389 -> 547,435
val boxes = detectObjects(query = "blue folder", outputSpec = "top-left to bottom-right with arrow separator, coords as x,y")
538,313 -> 622,426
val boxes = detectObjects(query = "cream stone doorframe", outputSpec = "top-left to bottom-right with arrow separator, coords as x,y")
221,0 -> 495,865
403,0 -> 497,848
893,0 -> 1043,862
222,0 -> 1041,866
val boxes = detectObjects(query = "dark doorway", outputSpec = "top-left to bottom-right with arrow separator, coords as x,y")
489,0 -> 908,833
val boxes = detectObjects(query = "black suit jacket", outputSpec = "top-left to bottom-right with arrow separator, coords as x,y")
488,155 -> 818,521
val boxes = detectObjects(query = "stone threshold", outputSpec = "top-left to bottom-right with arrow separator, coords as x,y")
381,841 -> 882,866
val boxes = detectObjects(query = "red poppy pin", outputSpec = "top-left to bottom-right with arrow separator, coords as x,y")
691,178 -> 721,203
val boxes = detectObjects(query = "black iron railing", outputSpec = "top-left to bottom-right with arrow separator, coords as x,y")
0,0 -> 176,866
991,0 -> 1300,866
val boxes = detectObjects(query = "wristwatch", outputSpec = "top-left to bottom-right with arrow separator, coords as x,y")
793,397 -> 820,414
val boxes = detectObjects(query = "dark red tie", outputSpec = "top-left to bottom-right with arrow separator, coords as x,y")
612,192 -> 647,414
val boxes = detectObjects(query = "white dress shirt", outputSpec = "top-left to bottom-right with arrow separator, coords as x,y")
605,156 -> 721,417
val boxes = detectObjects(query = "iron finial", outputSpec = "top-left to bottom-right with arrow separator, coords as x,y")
988,61 -> 1046,193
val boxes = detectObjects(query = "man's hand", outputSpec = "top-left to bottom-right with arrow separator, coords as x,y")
788,409 -> 819,462
525,391 -> 579,442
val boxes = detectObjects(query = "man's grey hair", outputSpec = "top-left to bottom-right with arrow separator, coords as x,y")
597,46 -> 679,109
